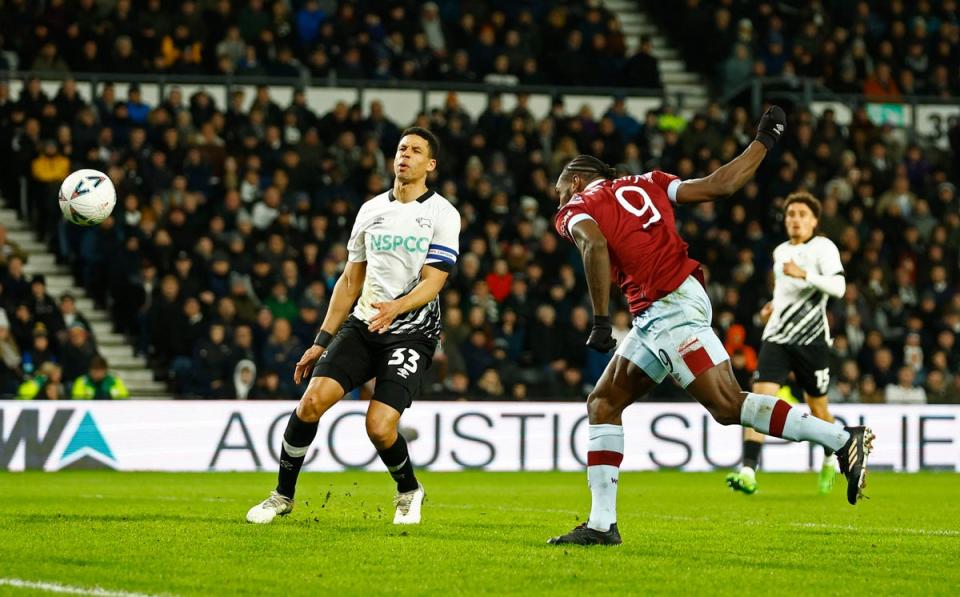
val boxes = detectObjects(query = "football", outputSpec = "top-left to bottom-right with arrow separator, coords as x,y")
58,169 -> 117,226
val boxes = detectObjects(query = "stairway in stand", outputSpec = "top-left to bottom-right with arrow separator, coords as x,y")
607,0 -> 711,113
0,207 -> 171,398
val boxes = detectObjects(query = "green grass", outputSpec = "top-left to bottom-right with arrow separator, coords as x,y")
1,471 -> 959,596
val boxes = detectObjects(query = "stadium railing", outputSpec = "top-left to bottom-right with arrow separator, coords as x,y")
718,76 -> 959,150
0,69 -> 678,121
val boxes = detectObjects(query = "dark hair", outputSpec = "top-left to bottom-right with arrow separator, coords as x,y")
562,154 -> 618,181
90,355 -> 108,370
400,126 -> 440,160
784,191 -> 822,219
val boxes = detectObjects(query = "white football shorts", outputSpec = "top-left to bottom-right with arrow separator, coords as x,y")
615,274 -> 729,388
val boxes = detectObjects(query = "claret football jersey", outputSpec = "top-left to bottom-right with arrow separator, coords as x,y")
555,172 -> 701,314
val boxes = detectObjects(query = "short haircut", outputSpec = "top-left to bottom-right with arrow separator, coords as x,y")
400,126 -> 440,160
784,191 -> 822,219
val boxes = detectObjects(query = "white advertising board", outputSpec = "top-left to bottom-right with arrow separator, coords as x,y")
1,401 -> 957,472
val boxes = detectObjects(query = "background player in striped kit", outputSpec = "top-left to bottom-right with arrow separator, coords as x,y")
246,127 -> 460,526
727,192 -> 847,496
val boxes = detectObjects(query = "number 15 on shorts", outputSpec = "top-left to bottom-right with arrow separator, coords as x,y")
814,368 -> 830,395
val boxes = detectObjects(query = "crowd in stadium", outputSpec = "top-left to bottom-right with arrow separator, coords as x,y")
0,0 -> 657,89
0,1 -> 959,403
647,0 -> 960,98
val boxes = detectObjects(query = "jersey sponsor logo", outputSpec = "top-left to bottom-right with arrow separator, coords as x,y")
369,234 -> 430,253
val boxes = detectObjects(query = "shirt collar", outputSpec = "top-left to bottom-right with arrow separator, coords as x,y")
389,188 -> 433,203
585,178 -> 605,191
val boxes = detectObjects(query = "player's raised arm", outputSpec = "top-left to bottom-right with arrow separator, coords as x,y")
570,218 -> 616,353
675,106 -> 786,204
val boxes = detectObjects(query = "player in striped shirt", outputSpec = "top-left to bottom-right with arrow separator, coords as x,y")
727,192 -> 847,496
247,127 -> 460,526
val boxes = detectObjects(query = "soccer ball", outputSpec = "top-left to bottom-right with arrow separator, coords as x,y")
59,169 -> 117,226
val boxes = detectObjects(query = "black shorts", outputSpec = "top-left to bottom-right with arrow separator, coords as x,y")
311,316 -> 436,412
754,341 -> 830,398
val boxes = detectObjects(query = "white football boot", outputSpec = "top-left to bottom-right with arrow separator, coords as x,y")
393,483 -> 425,525
246,490 -> 293,524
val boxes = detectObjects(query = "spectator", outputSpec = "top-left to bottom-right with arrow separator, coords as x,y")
71,356 -> 130,400
3,256 -> 31,306
863,62 -> 902,99
233,359 -> 257,399
476,368 -> 505,399
190,323 -> 233,397
859,375 -> 884,404
885,366 -> 927,404
0,311 -> 22,395
59,323 -> 97,384
56,293 -> 93,342
0,224 -> 28,271
250,369 -> 286,399
26,275 -> 61,337
21,324 -> 56,378
30,141 -> 70,244
18,362 -> 67,400
31,42 -> 70,73
260,318 -> 301,394
925,370 -> 959,405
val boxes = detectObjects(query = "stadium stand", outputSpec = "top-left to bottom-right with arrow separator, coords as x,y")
644,0 -> 960,98
0,1 -> 958,404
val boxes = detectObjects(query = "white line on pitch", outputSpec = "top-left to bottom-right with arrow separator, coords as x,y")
789,522 -> 960,537
0,578 -> 168,597
78,494 -> 237,503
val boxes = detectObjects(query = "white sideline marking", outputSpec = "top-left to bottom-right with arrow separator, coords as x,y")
790,522 -> 960,537
79,494 -> 236,503
0,578 -> 165,597
435,504 -> 960,536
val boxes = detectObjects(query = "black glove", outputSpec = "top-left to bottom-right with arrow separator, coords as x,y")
754,105 -> 786,150
586,315 -> 616,353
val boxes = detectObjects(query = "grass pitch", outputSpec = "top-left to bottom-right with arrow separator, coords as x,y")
1,471 -> 958,596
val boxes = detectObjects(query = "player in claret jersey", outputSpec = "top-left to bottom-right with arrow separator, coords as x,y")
547,107 -> 874,546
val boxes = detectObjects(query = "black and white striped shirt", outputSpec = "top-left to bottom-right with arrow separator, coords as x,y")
762,236 -> 845,346
347,188 -> 460,340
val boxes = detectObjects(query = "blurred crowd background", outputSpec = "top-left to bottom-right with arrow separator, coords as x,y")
0,0 -> 959,404
0,0 -> 651,88
647,0 -> 960,99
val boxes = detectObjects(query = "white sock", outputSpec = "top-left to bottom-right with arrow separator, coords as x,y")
739,392 -> 850,452
587,424 -> 623,532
